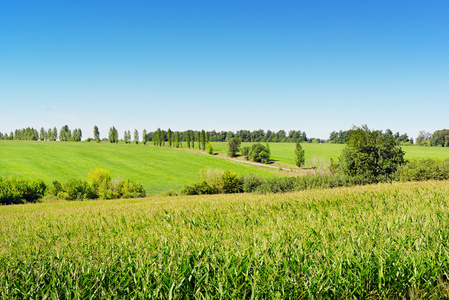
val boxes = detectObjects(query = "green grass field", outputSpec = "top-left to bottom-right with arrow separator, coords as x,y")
212,142 -> 449,166
0,141 -> 279,195
2,180 -> 449,298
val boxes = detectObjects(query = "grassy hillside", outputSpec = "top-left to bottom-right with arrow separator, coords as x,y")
0,141 -> 279,194
2,180 -> 449,298
212,142 -> 449,166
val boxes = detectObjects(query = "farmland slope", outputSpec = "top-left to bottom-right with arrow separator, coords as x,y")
0,141 -> 279,194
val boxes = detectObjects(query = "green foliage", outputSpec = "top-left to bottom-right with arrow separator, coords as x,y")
93,125 -> 100,140
142,129 -> 147,145
108,126 -> 118,143
88,168 -> 112,187
181,169 -> 241,195
431,129 -> 449,147
186,132 -> 191,148
227,138 -> 241,157
200,130 -> 206,150
294,142 -> 305,168
205,142 -> 213,154
240,146 -> 250,160
338,125 -> 405,182
118,179 -> 146,198
241,174 -> 264,193
248,143 -> 271,163
180,180 -> 218,195
51,169 -> 145,201
0,177 -> 47,205
222,170 -> 242,193
395,159 -> 449,181
134,129 -> 139,144
60,180 -> 97,201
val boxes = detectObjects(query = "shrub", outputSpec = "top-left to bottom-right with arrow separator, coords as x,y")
180,169 -> 241,195
118,179 -> 146,198
180,181 -> 218,195
61,180 -> 97,201
0,177 -> 47,205
206,142 -> 214,154
241,174 -> 264,193
249,143 -> 271,164
200,168 -> 224,193
395,159 -> 449,182
255,177 -> 295,194
222,170 -> 242,194
240,146 -> 250,160
88,168 -> 112,187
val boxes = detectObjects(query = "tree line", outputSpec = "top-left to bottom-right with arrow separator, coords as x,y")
0,126 -> 82,142
105,128 -> 316,144
329,129 -> 413,145
3,126 -> 449,147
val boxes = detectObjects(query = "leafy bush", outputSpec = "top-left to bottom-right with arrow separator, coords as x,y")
395,159 -> 449,182
118,179 -> 146,198
206,142 -> 214,154
50,169 -> 146,201
180,169 -> 241,195
59,180 -> 97,201
200,168 -> 224,193
240,146 -> 250,160
180,181 -> 218,195
241,174 -> 264,193
0,177 -> 47,205
248,143 -> 271,164
255,177 -> 295,194
222,170 -> 242,194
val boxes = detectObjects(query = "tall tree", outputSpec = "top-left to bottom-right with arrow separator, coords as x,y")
134,129 -> 139,144
94,126 -> 100,141
186,132 -> 191,148
142,129 -> 147,145
109,127 -> 118,143
39,127 -> 45,141
339,125 -> 405,182
167,129 -> 173,147
200,130 -> 206,150
175,132 -> 180,148
294,142 -> 305,168
227,138 -> 241,157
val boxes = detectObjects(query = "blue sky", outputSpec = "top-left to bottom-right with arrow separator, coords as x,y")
1,1 -> 448,139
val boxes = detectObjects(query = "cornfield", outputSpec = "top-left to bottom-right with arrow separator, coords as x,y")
1,180 -> 449,298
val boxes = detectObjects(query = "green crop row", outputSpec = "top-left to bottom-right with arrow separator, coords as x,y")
1,181 -> 449,298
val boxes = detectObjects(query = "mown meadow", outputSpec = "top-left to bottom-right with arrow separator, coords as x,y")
1,180 -> 449,298
212,142 -> 449,167
0,141 -> 279,195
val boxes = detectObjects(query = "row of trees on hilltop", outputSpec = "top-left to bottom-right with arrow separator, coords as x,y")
329,129 -> 413,145
0,126 -> 82,142
101,128 -> 314,144
3,126 -> 449,147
